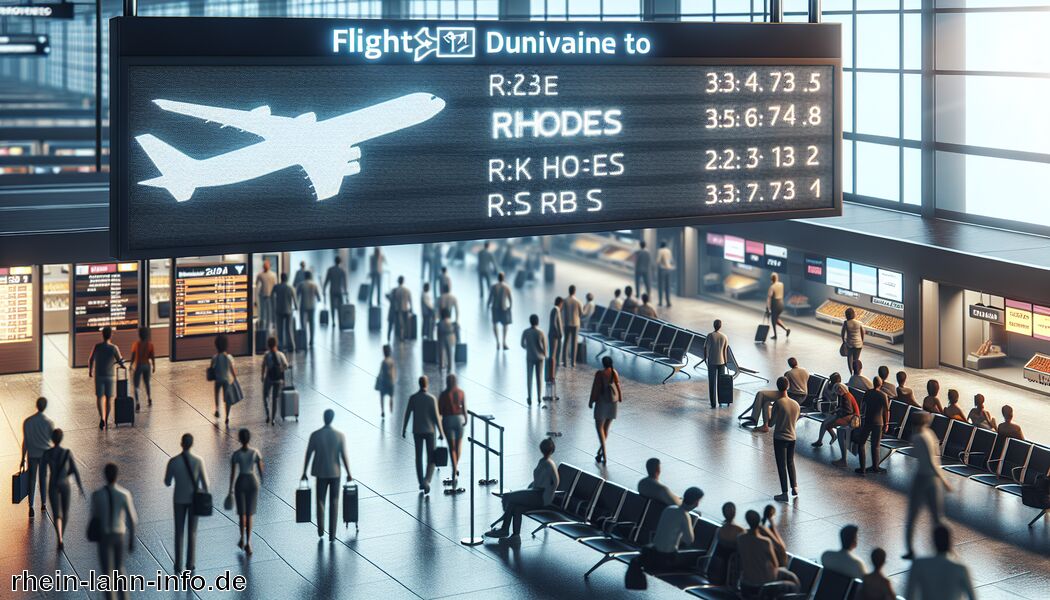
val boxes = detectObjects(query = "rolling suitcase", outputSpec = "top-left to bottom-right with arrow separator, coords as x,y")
114,367 -> 135,426
357,283 -> 370,303
281,368 -> 300,421
295,479 -> 311,523
368,306 -> 382,331
513,270 -> 527,289
295,325 -> 307,349
422,339 -> 437,363
433,446 -> 449,468
717,373 -> 734,406
755,315 -> 770,343
319,309 -> 330,326
339,304 -> 355,330
349,257 -> 359,272
577,341 -> 587,363
404,313 -> 418,340
255,329 -> 270,352
455,342 -> 468,363
544,261 -> 555,283
342,483 -> 359,530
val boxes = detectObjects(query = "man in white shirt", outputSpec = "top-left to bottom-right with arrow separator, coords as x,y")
164,433 -> 209,573
303,409 -> 353,541
637,458 -> 682,506
20,396 -> 54,518
656,241 -> 675,307
903,411 -> 952,560
91,463 -> 137,600
704,320 -> 730,409
648,487 -> 704,569
906,526 -> 976,600
820,525 -> 867,579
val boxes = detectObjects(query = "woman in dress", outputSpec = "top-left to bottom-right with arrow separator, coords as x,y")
766,273 -> 790,339
840,307 -> 865,372
228,428 -> 264,554
42,428 -> 84,550
210,334 -> 238,425
589,356 -> 623,464
375,344 -> 396,417
438,373 -> 468,494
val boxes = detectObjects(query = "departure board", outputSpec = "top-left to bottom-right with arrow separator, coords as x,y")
0,266 -> 34,344
73,262 -> 140,333
111,18 -> 842,258
173,263 -> 249,338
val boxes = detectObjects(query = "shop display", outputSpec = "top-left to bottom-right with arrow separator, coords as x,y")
1005,299 -> 1033,336
43,279 -> 69,312
815,299 -> 903,343
173,263 -> 249,338
73,262 -> 140,333
723,273 -> 759,298
569,237 -> 604,258
1023,353 -> 1050,387
0,267 -> 33,344
785,293 -> 811,314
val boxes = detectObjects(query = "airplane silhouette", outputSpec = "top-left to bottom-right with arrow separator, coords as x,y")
135,93 -> 446,202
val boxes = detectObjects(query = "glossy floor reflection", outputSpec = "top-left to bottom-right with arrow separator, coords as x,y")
2,244 -> 1049,599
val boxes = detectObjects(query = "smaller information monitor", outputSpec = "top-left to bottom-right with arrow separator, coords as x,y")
73,262 -> 140,333
174,263 -> 249,338
0,266 -> 41,374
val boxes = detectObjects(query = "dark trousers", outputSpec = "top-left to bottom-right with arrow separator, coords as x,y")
414,433 -> 436,488
97,533 -> 128,600
547,335 -> 560,381
857,425 -> 884,470
773,439 -> 798,494
635,271 -> 651,297
369,273 -> 382,305
173,502 -> 198,571
26,456 -> 46,507
300,308 -> 315,346
329,294 -> 344,329
497,489 -> 545,535
49,481 -> 72,523
658,269 -> 673,305
526,359 -> 544,402
133,364 -> 152,404
562,327 -> 579,367
315,477 -> 339,540
277,312 -> 295,351
422,307 -> 434,340
263,379 -> 283,421
707,364 -> 726,408
845,346 -> 862,373
438,337 -> 455,372
479,271 -> 492,298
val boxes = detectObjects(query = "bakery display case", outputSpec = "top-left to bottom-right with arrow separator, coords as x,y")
556,232 -> 643,276
723,273 -> 760,298
814,300 -> 904,344
1023,354 -> 1050,387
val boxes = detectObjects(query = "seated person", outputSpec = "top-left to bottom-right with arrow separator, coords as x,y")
967,394 -> 997,430
758,504 -> 788,568
813,382 -> 859,449
485,438 -> 558,542
737,510 -> 799,595
710,502 -> 744,585
876,366 -> 897,398
716,502 -> 744,550
922,379 -> 944,414
997,405 -> 1024,441
644,487 -> 704,571
819,372 -> 843,411
895,371 -> 919,408
638,457 -> 681,506
783,357 -> 809,402
943,389 -> 966,421
743,378 -> 790,433
847,360 -> 873,391
820,525 -> 866,579
860,548 -> 896,600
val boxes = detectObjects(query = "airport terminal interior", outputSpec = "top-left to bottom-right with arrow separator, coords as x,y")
2,1 -> 1050,599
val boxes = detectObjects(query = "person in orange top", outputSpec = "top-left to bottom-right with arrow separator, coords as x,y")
438,374 -> 468,495
130,327 -> 156,411
589,356 -> 623,464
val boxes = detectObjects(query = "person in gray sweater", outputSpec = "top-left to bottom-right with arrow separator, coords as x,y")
637,457 -> 681,506
20,396 -> 54,518
402,376 -> 444,495
769,378 -> 800,502
520,314 -> 548,405
486,438 -> 559,543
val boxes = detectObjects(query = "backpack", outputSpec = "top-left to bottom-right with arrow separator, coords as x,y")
265,352 -> 285,382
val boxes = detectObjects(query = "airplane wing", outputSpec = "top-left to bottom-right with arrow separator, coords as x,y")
152,100 -> 294,139
298,145 -> 363,201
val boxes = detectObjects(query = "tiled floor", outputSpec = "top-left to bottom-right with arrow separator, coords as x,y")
2,243 -> 1048,599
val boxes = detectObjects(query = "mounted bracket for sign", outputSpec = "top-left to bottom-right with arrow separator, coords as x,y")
109,17 -> 842,259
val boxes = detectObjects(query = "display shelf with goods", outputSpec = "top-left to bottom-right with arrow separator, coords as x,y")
554,232 -> 643,277
42,265 -> 70,334
1023,354 -> 1050,387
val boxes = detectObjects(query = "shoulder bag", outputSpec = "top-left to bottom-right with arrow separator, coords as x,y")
182,454 -> 213,517
206,356 -> 216,382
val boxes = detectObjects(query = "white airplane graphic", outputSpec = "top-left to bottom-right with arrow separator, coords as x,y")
135,93 -> 446,202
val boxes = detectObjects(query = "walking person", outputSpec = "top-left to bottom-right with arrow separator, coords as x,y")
856,377 -> 890,475
438,267 -> 452,299
656,240 -> 675,307
633,241 -> 652,298
260,336 -> 288,425
841,307 -> 865,371
906,526 -> 975,600
485,438 -> 559,543
387,275 -> 413,342
438,283 -> 460,323
297,271 -> 321,348
227,428 -> 264,555
88,326 -> 124,430
477,241 -> 496,298
368,247 -> 386,306
902,411 -> 953,560
273,272 -> 297,352
402,376 -> 444,495
521,314 -> 548,406
421,282 -> 435,340
292,260 -> 309,289
209,334 -> 239,425
19,396 -> 54,518
90,463 -> 137,600
42,428 -> 84,550
547,297 -> 564,383
255,259 -> 277,332
164,433 -> 209,573
589,356 -> 623,464
766,273 -> 791,339
562,285 -> 583,367
769,377 -> 801,502
130,327 -> 155,411
438,374 -> 467,494
302,409 -> 353,542
436,308 -> 457,373
322,256 -> 348,330
487,271 -> 513,350
375,344 -> 396,417
704,320 -> 729,408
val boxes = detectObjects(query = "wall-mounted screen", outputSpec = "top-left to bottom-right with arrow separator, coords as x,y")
825,257 -> 851,289
1005,299 -> 1033,336
804,254 -> 825,282
877,268 -> 902,302
763,244 -> 788,272
0,266 -> 41,374
110,18 -> 842,258
1033,305 -> 1050,342
723,235 -> 746,263
173,263 -> 249,338
744,240 -> 765,266
851,263 -> 877,296
73,262 -> 140,334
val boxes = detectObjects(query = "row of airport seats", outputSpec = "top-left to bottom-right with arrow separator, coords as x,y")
524,463 -> 895,599
796,375 -> 1050,526
579,305 -> 763,384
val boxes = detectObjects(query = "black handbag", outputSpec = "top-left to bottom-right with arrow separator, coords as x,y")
182,454 -> 213,517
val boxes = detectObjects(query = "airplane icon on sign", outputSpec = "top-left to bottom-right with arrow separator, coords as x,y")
135,93 -> 446,202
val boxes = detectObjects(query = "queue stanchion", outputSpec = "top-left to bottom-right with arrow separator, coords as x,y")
461,414 -> 482,546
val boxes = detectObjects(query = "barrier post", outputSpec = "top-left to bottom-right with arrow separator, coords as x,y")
460,414 -> 482,546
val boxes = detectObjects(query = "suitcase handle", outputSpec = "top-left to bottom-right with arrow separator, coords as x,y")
298,476 -> 310,489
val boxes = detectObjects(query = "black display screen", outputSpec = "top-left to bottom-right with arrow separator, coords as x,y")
110,18 -> 841,258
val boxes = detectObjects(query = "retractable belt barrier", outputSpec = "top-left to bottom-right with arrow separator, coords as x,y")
460,410 -> 504,547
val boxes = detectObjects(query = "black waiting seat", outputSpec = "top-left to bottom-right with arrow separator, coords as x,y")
998,444 -> 1050,497
607,315 -> 646,350
527,467 -> 602,535
621,316 -> 652,347
650,518 -> 723,589
550,483 -> 627,540
786,555 -> 823,597
580,305 -> 606,333
1021,477 -> 1050,527
879,403 -> 916,453
569,488 -> 649,544
944,427 -> 998,478
799,375 -> 831,419
940,420 -> 976,466
582,499 -> 668,578
807,568 -> 857,600
971,438 -> 1034,487
898,414 -> 952,459
586,309 -> 622,342
657,330 -> 694,383
647,325 -> 679,357
624,320 -> 662,354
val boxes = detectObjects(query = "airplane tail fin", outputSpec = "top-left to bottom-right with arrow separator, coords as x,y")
135,134 -> 198,202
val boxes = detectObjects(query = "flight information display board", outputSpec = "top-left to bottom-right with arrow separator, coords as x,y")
73,262 -> 140,333
110,18 -> 842,258
173,263 -> 249,338
0,266 -> 34,344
